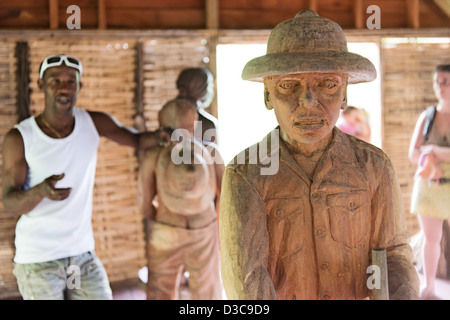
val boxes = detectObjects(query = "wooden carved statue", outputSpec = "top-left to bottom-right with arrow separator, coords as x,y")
176,67 -> 219,144
140,98 -> 223,299
219,10 -> 420,300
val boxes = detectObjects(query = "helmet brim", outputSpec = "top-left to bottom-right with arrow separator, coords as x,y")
242,51 -> 377,84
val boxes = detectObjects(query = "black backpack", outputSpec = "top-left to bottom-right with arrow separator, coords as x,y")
423,106 -> 437,142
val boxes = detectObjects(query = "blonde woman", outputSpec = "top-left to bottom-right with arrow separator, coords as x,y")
409,64 -> 450,300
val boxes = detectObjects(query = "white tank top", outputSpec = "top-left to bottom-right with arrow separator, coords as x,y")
14,108 -> 100,263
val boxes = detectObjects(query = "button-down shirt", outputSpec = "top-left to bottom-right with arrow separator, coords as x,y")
219,127 -> 419,300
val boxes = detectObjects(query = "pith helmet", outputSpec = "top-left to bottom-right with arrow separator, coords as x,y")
242,9 -> 376,84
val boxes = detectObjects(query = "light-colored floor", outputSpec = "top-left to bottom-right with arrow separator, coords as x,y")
2,267 -> 447,300
112,283 -> 146,300
112,273 -> 450,300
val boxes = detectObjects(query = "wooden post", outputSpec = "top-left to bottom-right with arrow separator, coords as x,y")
372,248 -> 389,300
134,42 -> 146,133
205,0 -> 219,119
14,42 -> 31,123
49,0 -> 59,29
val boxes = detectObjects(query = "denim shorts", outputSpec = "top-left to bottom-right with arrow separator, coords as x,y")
13,251 -> 112,300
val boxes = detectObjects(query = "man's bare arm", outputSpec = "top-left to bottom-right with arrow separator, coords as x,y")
1,129 -> 71,217
88,111 -> 172,149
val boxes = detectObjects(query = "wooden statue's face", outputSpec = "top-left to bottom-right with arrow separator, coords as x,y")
265,73 -> 347,147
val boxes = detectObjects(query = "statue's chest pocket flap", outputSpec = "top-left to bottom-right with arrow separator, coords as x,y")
326,192 -> 370,248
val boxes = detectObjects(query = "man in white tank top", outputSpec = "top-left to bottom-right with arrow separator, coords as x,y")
1,54 -> 171,300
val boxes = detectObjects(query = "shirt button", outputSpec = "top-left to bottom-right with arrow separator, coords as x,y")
322,295 -> 330,300
316,228 -> 326,238
321,263 -> 328,270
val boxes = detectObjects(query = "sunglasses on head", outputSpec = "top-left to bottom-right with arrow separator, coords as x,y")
39,54 -> 83,79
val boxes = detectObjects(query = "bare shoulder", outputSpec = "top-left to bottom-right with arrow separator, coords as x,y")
416,109 -> 428,127
142,146 -> 163,165
87,110 -> 126,128
87,110 -> 108,119
4,127 -> 22,139
87,110 -> 112,127
87,110 -> 103,119
86,110 -> 107,132
2,128 -> 27,187
3,128 -> 24,154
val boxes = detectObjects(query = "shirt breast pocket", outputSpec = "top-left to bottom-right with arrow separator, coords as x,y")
326,192 -> 370,248
267,199 -> 304,260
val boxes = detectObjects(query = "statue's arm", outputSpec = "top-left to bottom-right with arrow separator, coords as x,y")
219,167 -> 276,300
370,157 -> 420,300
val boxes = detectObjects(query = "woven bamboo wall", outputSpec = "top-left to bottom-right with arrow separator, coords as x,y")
0,40 -> 20,299
381,40 -> 450,236
141,32 -> 211,130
